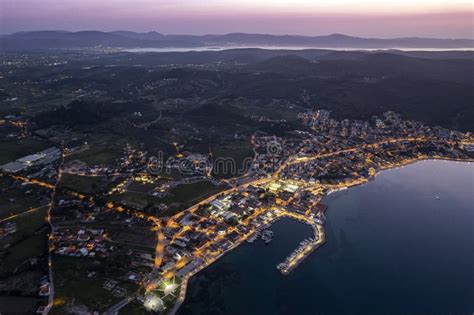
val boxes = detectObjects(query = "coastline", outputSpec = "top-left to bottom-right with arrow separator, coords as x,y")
169,156 -> 473,314
325,156 -> 474,196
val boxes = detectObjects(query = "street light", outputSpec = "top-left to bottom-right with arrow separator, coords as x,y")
143,293 -> 164,312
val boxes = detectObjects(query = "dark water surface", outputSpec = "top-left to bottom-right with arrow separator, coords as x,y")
178,160 -> 474,315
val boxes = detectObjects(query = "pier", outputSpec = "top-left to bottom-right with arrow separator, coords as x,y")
276,220 -> 325,275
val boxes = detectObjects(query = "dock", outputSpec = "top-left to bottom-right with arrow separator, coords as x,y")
276,222 -> 325,275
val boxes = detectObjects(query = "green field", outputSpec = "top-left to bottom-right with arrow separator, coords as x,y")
159,180 -> 227,217
0,230 -> 48,275
9,206 -> 48,239
51,256 -> 139,314
69,133 -> 135,166
0,137 -> 52,164
210,139 -> 254,179
0,190 -> 47,221
110,191 -> 162,209
0,296 -> 45,315
59,173 -> 108,194
0,206 -> 49,275
126,181 -> 155,193
153,166 -> 194,180
170,180 -> 225,205
111,180 -> 226,216
0,195 -> 50,294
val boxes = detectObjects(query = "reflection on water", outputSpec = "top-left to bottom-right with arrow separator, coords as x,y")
179,160 -> 474,315
125,46 -> 474,53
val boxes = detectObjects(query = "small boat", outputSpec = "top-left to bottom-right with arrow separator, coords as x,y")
261,230 -> 274,244
246,232 -> 260,243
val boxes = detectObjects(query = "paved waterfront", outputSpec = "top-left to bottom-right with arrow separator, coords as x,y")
178,160 -> 474,315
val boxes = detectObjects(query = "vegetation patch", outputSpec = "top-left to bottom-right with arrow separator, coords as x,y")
169,180 -> 226,205
0,231 -> 48,275
0,183 -> 47,221
0,137 -> 52,164
211,140 -> 254,179
59,173 -> 108,194
51,256 -> 139,314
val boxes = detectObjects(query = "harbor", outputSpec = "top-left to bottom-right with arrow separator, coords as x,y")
246,227 -> 275,245
276,221 -> 325,275
244,208 -> 327,275
179,160 -> 474,315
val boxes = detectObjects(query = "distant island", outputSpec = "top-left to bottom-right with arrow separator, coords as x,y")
1,31 -> 473,51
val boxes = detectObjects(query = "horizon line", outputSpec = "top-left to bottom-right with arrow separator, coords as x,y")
3,30 -> 474,41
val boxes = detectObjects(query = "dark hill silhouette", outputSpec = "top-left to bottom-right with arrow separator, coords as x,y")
248,55 -> 319,75
242,53 -> 474,84
2,31 -> 473,51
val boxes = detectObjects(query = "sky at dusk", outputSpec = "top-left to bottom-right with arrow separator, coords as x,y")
1,0 -> 473,38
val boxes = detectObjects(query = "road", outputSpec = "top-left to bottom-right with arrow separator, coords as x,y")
165,136 -> 455,313
25,135 -> 469,315
0,203 -> 51,224
42,151 -> 65,315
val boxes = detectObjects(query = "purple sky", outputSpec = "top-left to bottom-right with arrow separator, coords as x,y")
1,0 -> 473,38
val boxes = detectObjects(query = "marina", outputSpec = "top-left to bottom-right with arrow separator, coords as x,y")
179,160 -> 474,315
246,231 -> 260,243
261,230 -> 274,244
276,222 -> 325,275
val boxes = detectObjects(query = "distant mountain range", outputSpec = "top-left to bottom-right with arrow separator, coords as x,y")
1,31 -> 473,51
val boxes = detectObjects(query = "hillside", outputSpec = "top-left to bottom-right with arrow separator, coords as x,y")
1,31 -> 473,51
